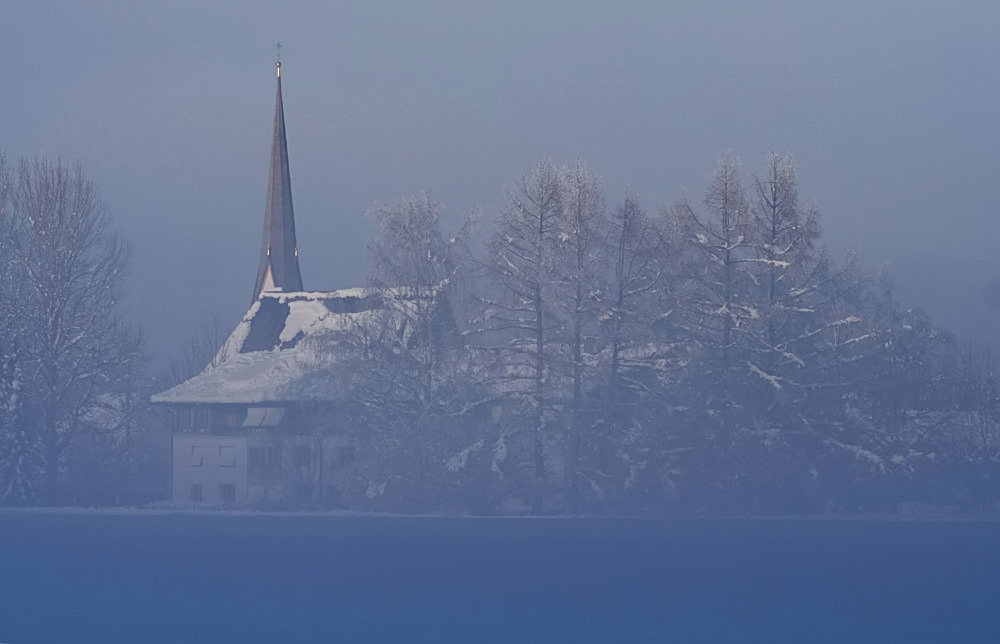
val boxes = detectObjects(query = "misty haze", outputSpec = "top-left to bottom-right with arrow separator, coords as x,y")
2,2 -> 1000,642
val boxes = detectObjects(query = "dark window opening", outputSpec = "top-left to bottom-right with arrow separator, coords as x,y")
219,484 -> 236,503
250,446 -> 283,472
193,407 -> 212,429
190,484 -> 202,502
218,446 -> 237,467
174,407 -> 213,431
224,412 -> 245,426
267,446 -> 282,470
173,408 -> 192,431
294,446 -> 312,467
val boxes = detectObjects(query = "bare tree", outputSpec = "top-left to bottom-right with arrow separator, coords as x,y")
483,159 -> 566,513
672,153 -> 755,421
342,191 -> 486,512
165,313 -> 229,386
746,152 -> 824,382
365,191 -> 458,414
0,152 -> 42,504
0,350 -> 38,505
738,151 -> 853,437
3,157 -> 142,504
552,161 -> 607,513
589,191 -> 689,508
0,154 -> 41,503
949,339 -> 1000,508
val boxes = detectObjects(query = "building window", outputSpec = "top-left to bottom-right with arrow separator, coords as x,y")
219,484 -> 236,503
190,446 -> 204,467
294,446 -> 311,467
218,446 -> 237,467
267,446 -> 282,471
250,446 -> 282,471
193,407 -> 212,429
190,484 -> 202,503
174,408 -> 213,432
174,408 -> 193,431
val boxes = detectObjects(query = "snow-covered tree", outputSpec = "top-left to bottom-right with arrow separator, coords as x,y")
849,277 -> 955,457
341,191 -> 489,512
481,159 -> 568,513
61,378 -> 148,506
2,157 -> 142,504
0,153 -> 42,504
946,340 -> 1000,509
741,152 -> 825,402
0,349 -> 40,505
551,161 -> 608,513
674,153 -> 755,404
591,191 -> 685,510
601,192 -> 661,397
663,154 -> 761,509
364,191 -> 459,409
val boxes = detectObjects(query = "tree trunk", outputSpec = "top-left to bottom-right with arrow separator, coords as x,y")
44,428 -> 59,506
532,283 -> 545,515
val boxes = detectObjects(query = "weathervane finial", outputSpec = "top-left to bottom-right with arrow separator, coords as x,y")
276,42 -> 282,77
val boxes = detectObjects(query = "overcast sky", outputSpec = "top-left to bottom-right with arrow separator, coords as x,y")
4,1 -> 999,369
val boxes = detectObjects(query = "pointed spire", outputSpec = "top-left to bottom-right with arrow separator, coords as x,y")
252,52 -> 303,301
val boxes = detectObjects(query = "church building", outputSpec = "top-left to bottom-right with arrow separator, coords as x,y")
152,60 -> 369,507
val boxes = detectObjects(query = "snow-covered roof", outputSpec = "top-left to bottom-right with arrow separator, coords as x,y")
152,289 -> 380,405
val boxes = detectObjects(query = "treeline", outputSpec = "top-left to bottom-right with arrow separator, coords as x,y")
334,154 -> 1000,515
1,151 -> 997,514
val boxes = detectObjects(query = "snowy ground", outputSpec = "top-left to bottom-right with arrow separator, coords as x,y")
0,511 -> 998,643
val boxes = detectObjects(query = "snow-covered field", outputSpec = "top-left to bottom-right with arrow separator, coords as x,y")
0,512 -> 997,642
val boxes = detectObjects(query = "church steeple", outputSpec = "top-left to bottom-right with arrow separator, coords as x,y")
252,54 -> 304,301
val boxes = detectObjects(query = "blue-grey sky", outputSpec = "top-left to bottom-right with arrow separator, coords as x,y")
4,1 -> 999,367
